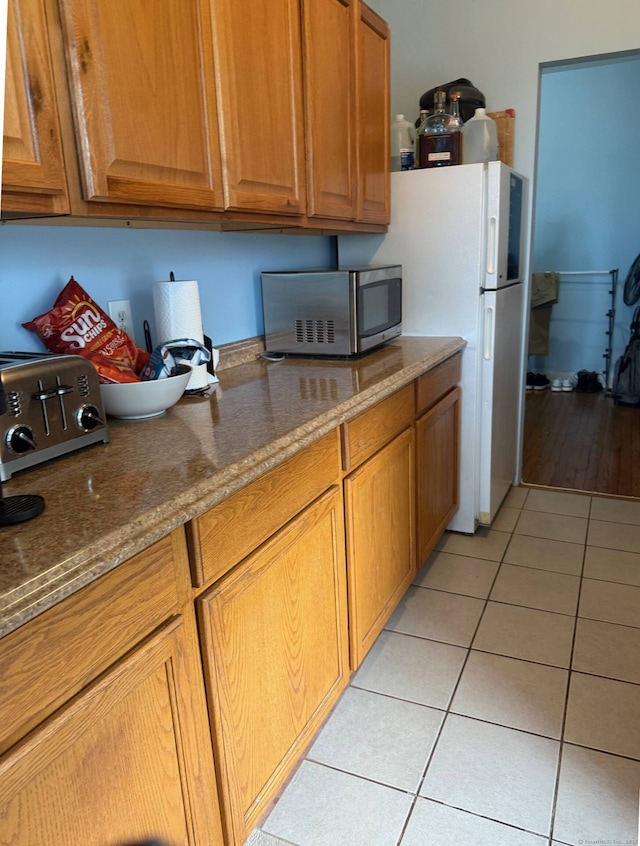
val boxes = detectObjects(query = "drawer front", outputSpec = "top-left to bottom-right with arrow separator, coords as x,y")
188,430 -> 341,587
341,383 -> 414,471
0,530 -> 184,755
415,353 -> 462,417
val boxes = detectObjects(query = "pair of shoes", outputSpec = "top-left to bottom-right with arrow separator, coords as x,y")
575,370 -> 602,393
526,371 -> 536,391
532,373 -> 551,391
551,378 -> 574,392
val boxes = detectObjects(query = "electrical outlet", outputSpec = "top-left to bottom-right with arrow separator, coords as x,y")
108,299 -> 133,337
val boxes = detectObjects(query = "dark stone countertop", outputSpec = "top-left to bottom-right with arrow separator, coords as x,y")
0,336 -> 465,638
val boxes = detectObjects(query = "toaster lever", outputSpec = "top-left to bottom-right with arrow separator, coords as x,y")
32,387 -> 59,402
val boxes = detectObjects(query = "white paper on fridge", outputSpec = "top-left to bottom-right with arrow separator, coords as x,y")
153,278 -> 209,390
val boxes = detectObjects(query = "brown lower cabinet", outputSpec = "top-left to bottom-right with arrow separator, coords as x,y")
344,425 -> 415,668
0,531 -> 224,846
197,487 -> 349,845
415,386 -> 461,566
0,357 -> 461,846
415,354 -> 462,566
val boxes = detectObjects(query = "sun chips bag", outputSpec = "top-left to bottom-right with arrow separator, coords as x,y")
23,276 -> 149,382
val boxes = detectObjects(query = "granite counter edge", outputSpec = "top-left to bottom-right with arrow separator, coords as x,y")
0,338 -> 465,639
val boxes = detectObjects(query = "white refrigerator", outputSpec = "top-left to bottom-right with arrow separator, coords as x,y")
338,161 -> 528,533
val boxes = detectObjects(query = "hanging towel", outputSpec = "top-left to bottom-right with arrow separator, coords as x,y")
528,271 -> 559,356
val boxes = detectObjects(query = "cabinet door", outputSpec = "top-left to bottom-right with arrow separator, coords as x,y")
354,1 -> 390,224
415,387 -> 460,565
198,487 -> 348,845
302,0 -> 356,219
344,426 -> 415,668
210,0 -> 306,215
57,0 -> 224,210
0,616 -> 224,846
2,0 -> 70,215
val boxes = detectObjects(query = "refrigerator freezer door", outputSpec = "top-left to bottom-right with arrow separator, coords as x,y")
485,161 -> 525,289
478,282 -> 525,524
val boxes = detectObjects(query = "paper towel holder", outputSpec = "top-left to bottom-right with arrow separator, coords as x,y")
166,270 -> 215,378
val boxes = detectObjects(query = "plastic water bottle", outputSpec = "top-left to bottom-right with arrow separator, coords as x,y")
462,108 -> 498,164
390,114 -> 416,171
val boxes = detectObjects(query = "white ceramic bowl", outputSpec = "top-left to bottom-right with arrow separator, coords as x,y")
100,364 -> 192,420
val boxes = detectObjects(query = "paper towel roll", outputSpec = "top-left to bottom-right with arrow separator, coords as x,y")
153,278 -> 208,390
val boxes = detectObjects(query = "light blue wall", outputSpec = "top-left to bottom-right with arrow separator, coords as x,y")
0,225 -> 334,353
533,56 -> 640,378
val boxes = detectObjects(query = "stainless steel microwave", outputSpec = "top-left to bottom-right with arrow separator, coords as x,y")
260,265 -> 402,356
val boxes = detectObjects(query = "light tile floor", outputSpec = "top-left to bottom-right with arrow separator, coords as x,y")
245,487 -> 640,846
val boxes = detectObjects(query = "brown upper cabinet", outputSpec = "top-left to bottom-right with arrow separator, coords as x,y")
302,0 -> 357,220
210,0 -> 306,215
302,0 -> 390,225
2,0 -> 389,230
2,0 -> 70,216
57,0 -> 225,211
354,2 -> 390,224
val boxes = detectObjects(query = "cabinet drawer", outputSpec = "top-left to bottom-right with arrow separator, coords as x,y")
341,383 -> 414,471
415,353 -> 462,416
0,530 -> 184,755
187,430 -> 341,587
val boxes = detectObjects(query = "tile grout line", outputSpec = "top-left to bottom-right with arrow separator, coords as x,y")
401,506 -> 515,842
547,495 -> 591,844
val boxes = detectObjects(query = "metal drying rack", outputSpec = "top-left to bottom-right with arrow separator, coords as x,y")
551,269 -> 619,390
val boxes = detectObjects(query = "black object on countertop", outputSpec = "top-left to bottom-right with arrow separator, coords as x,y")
203,333 -> 215,375
419,77 -> 485,123
143,319 -> 153,353
0,481 -> 45,526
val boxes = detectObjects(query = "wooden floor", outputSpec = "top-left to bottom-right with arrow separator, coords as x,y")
522,388 -> 640,498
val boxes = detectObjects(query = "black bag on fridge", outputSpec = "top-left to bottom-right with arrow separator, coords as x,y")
613,305 -> 640,407
419,78 -> 485,123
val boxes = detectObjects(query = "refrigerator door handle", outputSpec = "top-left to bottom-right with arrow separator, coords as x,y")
484,305 -> 495,360
487,216 -> 498,275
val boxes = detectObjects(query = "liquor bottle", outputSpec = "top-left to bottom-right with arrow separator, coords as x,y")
449,93 -> 464,127
416,90 -> 462,168
415,109 -> 429,131
414,109 -> 429,168
390,114 -> 416,171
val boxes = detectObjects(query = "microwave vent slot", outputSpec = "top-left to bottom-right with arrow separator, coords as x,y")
295,319 -> 336,345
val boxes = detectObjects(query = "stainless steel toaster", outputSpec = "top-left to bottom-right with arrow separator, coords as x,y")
0,351 -> 110,481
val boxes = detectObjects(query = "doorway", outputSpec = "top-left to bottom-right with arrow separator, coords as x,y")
521,49 -> 640,497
